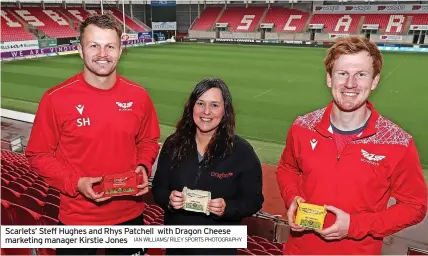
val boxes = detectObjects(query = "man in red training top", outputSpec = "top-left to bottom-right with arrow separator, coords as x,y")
26,14 -> 160,255
276,36 -> 427,254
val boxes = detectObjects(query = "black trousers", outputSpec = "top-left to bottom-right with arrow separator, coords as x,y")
56,213 -> 146,255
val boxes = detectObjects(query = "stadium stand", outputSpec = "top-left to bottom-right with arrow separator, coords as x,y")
1,9 -> 35,42
310,14 -> 360,33
107,8 -> 147,32
191,7 -> 222,31
261,7 -> 309,33
8,7 -> 78,38
364,14 -> 408,35
216,7 -> 265,32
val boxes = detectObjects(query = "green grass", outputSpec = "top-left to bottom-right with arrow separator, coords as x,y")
1,43 -> 427,183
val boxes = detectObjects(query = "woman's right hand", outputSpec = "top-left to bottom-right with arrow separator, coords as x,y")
169,190 -> 184,209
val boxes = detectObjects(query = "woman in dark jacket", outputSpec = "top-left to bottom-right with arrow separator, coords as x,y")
152,78 -> 264,255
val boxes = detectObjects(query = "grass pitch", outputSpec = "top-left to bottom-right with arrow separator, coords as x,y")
1,43 -> 427,182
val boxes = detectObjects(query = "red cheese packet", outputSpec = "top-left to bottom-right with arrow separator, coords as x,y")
100,171 -> 139,197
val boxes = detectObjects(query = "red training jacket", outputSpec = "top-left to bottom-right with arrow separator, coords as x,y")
26,72 -> 160,225
277,101 -> 427,254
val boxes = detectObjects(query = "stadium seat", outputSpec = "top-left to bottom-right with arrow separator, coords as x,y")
247,241 -> 266,252
6,202 -> 41,225
20,194 -> 45,215
16,177 -> 33,187
412,14 -> 428,25
262,7 -> 309,33
259,241 -> 279,251
0,9 -> 35,42
267,248 -> 283,255
364,14 -> 408,35
238,248 -> 255,255
2,173 -> 16,181
43,202 -> 59,219
217,7 -> 265,32
23,187 -> 47,202
251,249 -> 270,255
39,214 -> 58,225
48,188 -> 61,197
252,235 -> 270,244
2,186 -> 23,205
310,14 -> 360,33
191,7 -> 222,31
3,203 -> 39,255
33,183 -> 49,193
9,7 -> 79,38
1,200 -> 12,225
1,177 -> 9,186
149,204 -> 164,214
272,242 -> 283,250
46,194 -> 60,206
144,210 -> 158,220
106,8 -> 147,32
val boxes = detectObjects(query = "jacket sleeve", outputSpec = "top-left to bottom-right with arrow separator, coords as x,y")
25,92 -> 80,197
151,144 -> 172,211
136,93 -> 160,177
276,125 -> 302,209
220,145 -> 264,221
348,139 -> 428,239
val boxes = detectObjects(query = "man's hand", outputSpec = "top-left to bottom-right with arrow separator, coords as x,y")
169,190 -> 184,210
315,205 -> 350,240
135,165 -> 149,196
288,196 -> 306,232
77,177 -> 110,203
208,198 -> 226,217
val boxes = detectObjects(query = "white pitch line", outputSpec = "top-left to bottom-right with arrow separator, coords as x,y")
254,89 -> 272,98
379,56 -> 406,86
288,76 -> 300,83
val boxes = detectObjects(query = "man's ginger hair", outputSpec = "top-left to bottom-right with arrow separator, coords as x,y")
324,36 -> 383,78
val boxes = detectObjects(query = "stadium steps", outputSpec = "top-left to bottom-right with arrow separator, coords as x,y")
57,8 -> 80,31
357,16 -> 365,33
403,16 -> 413,34
256,7 -> 269,31
303,11 -> 314,32
1,9 -> 36,42
211,6 -> 225,31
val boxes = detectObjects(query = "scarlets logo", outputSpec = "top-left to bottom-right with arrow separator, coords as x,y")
211,172 -> 233,179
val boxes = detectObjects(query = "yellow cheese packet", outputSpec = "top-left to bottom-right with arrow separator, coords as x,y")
295,201 -> 327,230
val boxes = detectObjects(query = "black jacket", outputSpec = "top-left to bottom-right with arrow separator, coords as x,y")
151,135 -> 264,254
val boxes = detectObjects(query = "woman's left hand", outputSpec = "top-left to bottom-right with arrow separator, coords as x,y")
208,198 -> 226,216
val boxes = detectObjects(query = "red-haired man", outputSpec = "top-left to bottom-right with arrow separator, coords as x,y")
277,36 -> 427,254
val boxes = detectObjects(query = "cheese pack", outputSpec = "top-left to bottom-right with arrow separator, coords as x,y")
295,201 -> 327,230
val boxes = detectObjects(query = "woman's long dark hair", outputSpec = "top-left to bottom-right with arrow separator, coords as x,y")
165,78 -> 236,168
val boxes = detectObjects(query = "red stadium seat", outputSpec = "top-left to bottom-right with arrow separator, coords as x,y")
144,209 -> 159,220
33,183 -> 49,193
107,8 -> 147,32
1,200 -> 12,225
6,202 -> 40,225
16,177 -> 33,187
46,194 -> 60,206
217,7 -> 265,32
272,242 -> 283,250
191,7 -> 222,31
251,235 -> 270,244
39,215 -> 58,225
262,7 -> 309,33
238,248 -> 255,255
251,249 -> 270,255
267,248 -> 283,255
26,187 -> 47,202
259,241 -> 279,251
43,202 -> 59,219
247,241 -> 266,252
1,186 -> 21,205
20,194 -> 45,215
149,204 -> 164,214
48,188 -> 61,197
1,177 -> 9,186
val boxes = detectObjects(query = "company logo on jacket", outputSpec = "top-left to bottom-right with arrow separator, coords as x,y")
211,172 -> 233,179
116,101 -> 133,111
361,149 -> 386,166
75,104 -> 91,127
